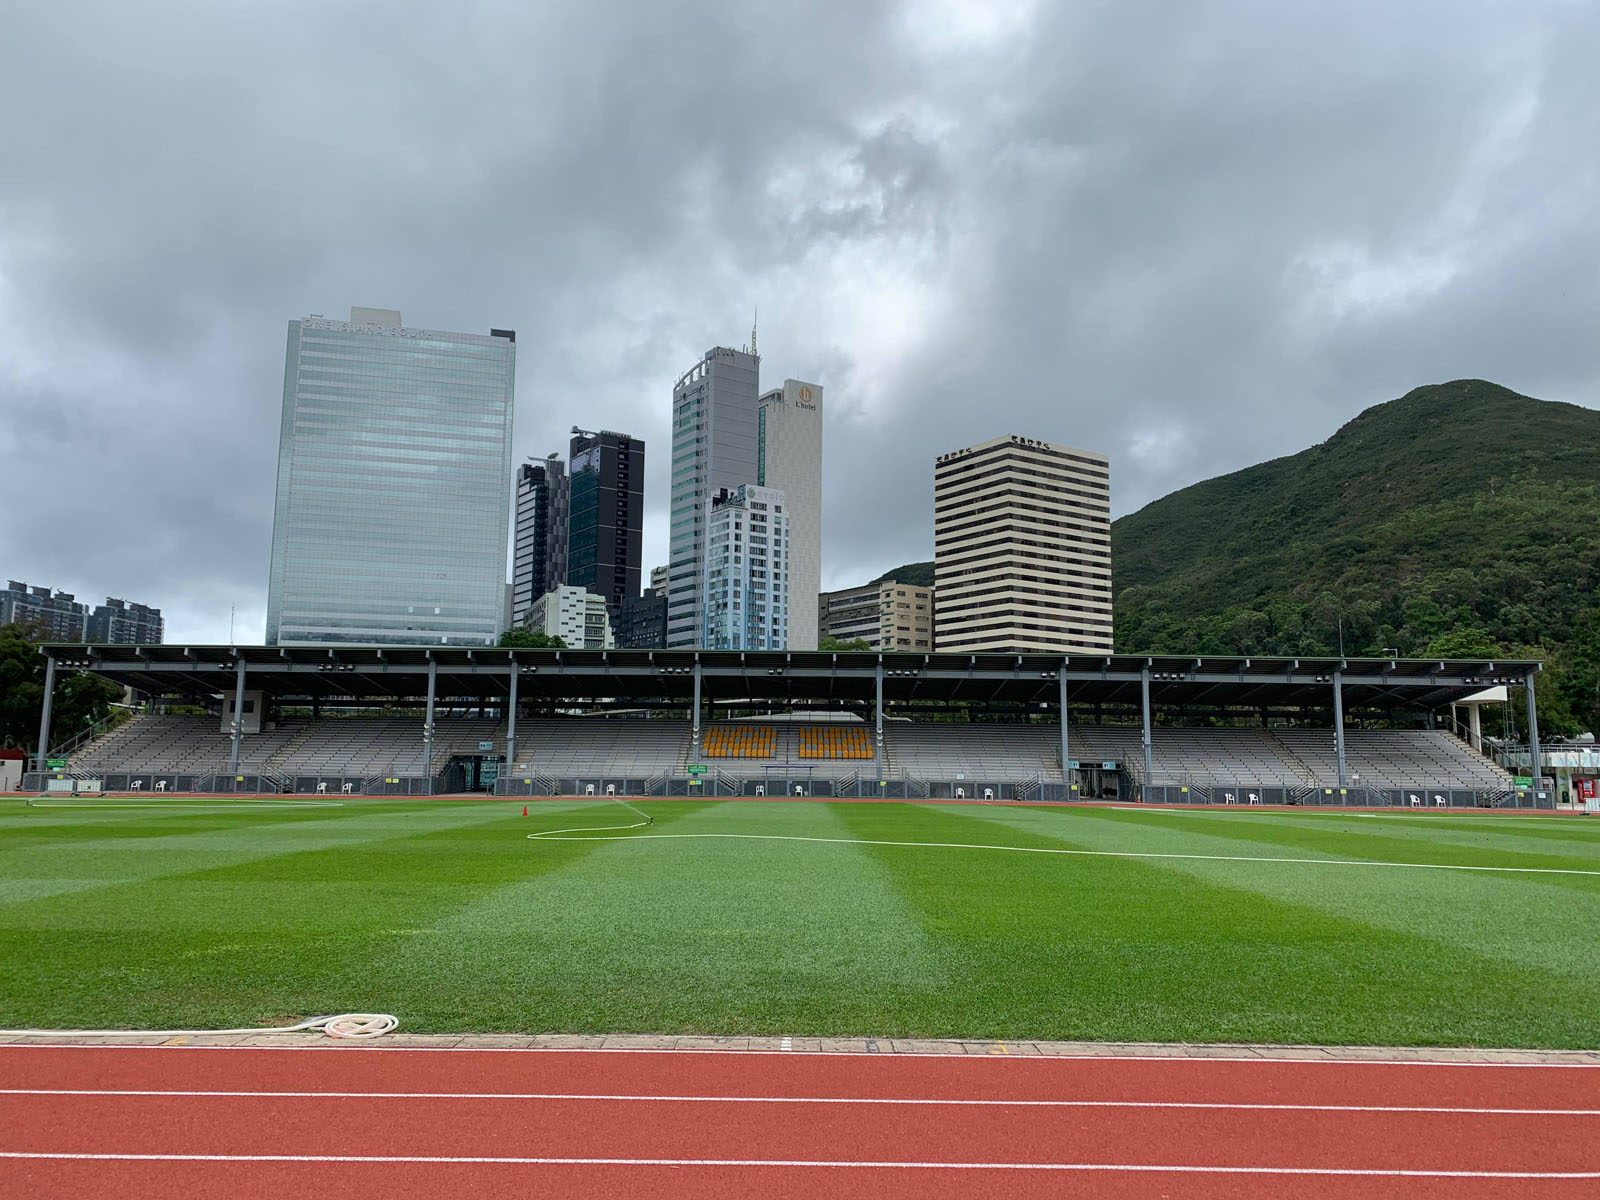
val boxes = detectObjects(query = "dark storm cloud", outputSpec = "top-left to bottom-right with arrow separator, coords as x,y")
2,0 -> 1596,637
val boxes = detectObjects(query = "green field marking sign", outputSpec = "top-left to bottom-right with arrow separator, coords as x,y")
46,759 -> 65,770
1514,775 -> 1534,787
686,764 -> 707,775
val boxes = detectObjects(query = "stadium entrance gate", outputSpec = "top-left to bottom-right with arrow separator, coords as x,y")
442,754 -> 502,793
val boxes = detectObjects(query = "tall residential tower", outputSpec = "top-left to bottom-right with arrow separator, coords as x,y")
933,435 -> 1112,653
266,307 -> 516,646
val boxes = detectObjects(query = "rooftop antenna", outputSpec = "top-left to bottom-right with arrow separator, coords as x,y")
751,307 -> 758,357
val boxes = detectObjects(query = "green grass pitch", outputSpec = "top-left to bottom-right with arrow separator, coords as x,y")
2,796 -> 1598,1048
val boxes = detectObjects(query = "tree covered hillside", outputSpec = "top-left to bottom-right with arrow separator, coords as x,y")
1112,380 -> 1600,733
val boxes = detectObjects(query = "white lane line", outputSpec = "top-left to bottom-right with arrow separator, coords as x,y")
0,1151 -> 1593,1177
1,1088 -> 1593,1115
4,1044 -> 1596,1066
528,831 -> 1600,877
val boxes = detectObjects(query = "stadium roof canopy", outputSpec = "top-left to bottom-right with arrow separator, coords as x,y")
41,644 -> 1541,711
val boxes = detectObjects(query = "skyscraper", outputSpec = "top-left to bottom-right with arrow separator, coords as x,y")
933,435 -> 1112,653
666,346 -> 760,647
566,428 -> 644,621
265,307 -> 516,646
757,379 -> 822,650
703,484 -> 788,650
511,454 -> 569,628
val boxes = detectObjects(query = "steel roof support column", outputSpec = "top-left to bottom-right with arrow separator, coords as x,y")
35,654 -> 57,777
1140,666 -> 1153,794
423,658 -> 437,796
692,660 -> 702,756
1059,664 -> 1070,789
875,659 -> 885,781
1525,668 -> 1541,794
227,657 -> 247,780
1333,670 -> 1347,788
505,661 -> 519,775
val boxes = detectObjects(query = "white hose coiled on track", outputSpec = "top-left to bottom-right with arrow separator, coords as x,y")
0,1012 -> 398,1040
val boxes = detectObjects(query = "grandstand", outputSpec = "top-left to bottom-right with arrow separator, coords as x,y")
26,645 -> 1540,804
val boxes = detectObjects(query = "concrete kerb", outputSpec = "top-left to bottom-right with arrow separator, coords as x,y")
6,1030 -> 1598,1063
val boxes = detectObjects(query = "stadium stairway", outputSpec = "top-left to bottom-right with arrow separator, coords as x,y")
1254,728 -> 1321,787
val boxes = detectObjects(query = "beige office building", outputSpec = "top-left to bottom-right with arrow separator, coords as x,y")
818,579 -> 934,651
933,435 -> 1112,653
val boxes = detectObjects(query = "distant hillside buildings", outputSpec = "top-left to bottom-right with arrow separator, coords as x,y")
2,581 -> 163,644
818,579 -> 933,651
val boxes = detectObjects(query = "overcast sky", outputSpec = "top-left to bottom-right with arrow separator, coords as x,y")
3,0 -> 1597,643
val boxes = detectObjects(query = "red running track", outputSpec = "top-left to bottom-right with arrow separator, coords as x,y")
1,1045 -> 1596,1198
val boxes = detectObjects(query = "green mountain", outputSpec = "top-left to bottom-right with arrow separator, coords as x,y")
1113,379 -> 1600,733
868,561 -> 936,588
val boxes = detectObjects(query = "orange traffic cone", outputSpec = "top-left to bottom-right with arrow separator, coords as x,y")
522,805 -> 528,817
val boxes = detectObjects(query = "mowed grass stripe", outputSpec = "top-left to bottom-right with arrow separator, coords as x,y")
0,800 -> 596,1029
374,800 -> 944,1034
830,802 -> 1600,1047
957,804 -> 1600,983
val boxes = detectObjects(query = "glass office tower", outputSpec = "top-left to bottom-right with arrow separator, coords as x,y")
666,346 -> 760,647
265,308 -> 516,646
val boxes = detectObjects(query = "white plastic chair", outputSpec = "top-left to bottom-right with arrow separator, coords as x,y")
606,784 -> 616,796
155,780 -> 167,793
585,784 -> 596,796
317,782 -> 328,794
755,785 -> 765,797
983,787 -> 995,800
955,787 -> 966,799
342,782 -> 354,794
794,785 -> 805,796
130,779 -> 142,791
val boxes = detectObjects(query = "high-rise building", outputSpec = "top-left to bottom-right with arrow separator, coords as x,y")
511,454 -> 569,628
649,564 -> 669,594
703,484 -> 788,650
87,598 -> 164,644
616,589 -> 668,649
567,428 -> 644,621
818,579 -> 933,651
526,583 -> 614,649
933,435 -> 1112,653
1,581 -> 88,641
666,346 -> 761,647
757,380 -> 821,650
265,307 -> 516,646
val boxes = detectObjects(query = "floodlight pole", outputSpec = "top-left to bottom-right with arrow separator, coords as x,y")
874,658 -> 885,780
35,654 -> 57,777
505,659 -> 519,774
423,658 -> 437,796
1140,666 -> 1153,796
1058,664 -> 1070,790
1333,670 -> 1347,788
227,656 -> 247,781
1525,667 -> 1541,794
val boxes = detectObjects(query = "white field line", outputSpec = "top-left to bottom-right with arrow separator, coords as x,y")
4,1044 -> 1597,1067
527,831 -> 1600,877
1,1088 -> 1593,1116
24,801 -> 345,810
0,1151 -> 1592,1177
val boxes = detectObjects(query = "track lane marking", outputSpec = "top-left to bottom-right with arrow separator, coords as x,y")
528,831 -> 1600,876
3,1088 -> 1593,1115
0,1151 -> 1594,1177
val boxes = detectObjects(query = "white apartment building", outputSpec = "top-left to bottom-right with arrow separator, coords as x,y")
933,435 -> 1112,653
817,579 -> 934,651
703,484 -> 788,650
526,584 -> 614,649
757,379 -> 822,650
